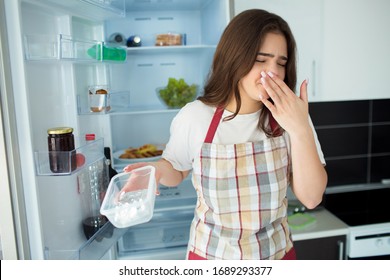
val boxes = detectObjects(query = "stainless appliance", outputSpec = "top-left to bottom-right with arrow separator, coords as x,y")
324,184 -> 390,259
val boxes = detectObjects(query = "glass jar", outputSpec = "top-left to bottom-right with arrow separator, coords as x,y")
47,127 -> 77,173
88,85 -> 110,113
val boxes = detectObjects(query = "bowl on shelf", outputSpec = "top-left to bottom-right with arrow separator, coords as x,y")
156,78 -> 198,109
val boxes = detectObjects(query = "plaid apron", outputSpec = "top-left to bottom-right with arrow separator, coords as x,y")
187,107 -> 293,260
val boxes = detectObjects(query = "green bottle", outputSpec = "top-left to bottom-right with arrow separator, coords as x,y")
87,44 -> 126,61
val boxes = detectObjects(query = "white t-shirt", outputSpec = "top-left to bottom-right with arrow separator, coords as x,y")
162,100 -> 325,171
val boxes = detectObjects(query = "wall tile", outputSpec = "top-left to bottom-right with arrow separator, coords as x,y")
325,191 -> 368,217
325,157 -> 368,186
310,100 -> 369,126
371,124 -> 390,154
370,155 -> 390,183
309,99 -> 390,188
372,99 -> 390,122
316,126 -> 369,157
324,188 -> 390,225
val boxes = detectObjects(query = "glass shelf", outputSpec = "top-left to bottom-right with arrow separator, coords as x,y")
77,90 -> 131,115
80,0 -> 125,16
42,0 -> 126,20
124,0 -> 213,12
125,44 -> 216,55
34,137 -> 104,176
108,105 -> 180,115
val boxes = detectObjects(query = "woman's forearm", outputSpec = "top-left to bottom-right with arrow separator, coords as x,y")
289,129 -> 328,209
152,158 -> 190,187
123,158 -> 189,189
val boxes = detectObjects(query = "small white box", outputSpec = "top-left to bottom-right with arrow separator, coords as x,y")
100,166 -> 156,228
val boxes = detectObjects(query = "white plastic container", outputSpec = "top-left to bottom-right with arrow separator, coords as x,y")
100,166 -> 156,228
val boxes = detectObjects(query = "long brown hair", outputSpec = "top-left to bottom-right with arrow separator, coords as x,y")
198,9 -> 297,137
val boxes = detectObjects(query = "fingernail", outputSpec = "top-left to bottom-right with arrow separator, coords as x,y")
267,71 -> 274,77
261,77 -> 266,84
260,71 -> 267,78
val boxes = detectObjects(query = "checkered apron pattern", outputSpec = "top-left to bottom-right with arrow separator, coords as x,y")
187,107 -> 293,260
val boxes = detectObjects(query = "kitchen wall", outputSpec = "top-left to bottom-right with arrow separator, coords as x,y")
310,98 -> 390,187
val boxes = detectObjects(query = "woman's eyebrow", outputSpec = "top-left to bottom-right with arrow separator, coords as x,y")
258,52 -> 288,61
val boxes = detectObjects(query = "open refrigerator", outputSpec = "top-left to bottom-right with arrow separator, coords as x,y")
0,0 -> 231,260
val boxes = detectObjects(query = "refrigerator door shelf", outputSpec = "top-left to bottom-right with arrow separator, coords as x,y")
24,34 -> 127,62
77,90 -> 131,115
34,137 -> 104,176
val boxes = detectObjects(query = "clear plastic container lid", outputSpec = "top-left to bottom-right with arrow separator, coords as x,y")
100,166 -> 156,228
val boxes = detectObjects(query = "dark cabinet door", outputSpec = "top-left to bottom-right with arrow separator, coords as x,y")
294,235 -> 346,260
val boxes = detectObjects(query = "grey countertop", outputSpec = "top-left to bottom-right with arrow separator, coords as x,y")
290,208 -> 349,241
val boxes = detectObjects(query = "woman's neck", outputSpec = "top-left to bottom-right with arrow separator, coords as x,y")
225,97 -> 262,114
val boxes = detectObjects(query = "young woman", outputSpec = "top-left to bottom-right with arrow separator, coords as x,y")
124,9 -> 327,260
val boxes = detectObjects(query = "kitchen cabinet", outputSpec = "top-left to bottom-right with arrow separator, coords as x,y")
322,0 -> 390,101
290,208 -> 349,260
294,235 -> 346,260
234,0 -> 390,102
234,0 -> 324,102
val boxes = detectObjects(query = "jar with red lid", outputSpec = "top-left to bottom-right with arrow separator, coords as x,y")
47,127 -> 77,173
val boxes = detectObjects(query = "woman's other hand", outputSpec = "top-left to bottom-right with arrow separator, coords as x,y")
123,162 -> 161,195
123,159 -> 190,195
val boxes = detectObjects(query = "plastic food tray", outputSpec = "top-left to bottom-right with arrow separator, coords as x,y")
288,212 -> 316,230
100,166 -> 156,228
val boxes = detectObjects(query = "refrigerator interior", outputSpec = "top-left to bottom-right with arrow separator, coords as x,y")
15,0 -> 230,259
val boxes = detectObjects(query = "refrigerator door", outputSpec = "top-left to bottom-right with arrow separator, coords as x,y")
0,52 -> 18,260
1,0 -> 41,260
1,0 -> 231,260
1,0 -> 113,259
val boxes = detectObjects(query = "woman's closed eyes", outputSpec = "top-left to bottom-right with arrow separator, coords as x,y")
255,52 -> 287,67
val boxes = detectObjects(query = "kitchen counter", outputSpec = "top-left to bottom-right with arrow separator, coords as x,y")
290,208 -> 349,241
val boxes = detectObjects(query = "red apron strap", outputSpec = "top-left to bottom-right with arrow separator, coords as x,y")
204,106 -> 224,143
269,113 -> 282,136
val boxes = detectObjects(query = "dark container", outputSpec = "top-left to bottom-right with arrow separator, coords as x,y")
126,35 -> 142,47
107,32 -> 126,46
82,215 -> 108,240
47,127 -> 77,173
